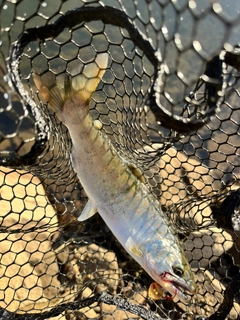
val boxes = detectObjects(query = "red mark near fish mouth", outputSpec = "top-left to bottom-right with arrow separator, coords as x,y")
155,271 -> 194,302
158,272 -> 178,300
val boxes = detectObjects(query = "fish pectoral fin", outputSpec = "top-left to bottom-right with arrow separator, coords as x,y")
125,236 -> 143,258
78,199 -> 98,221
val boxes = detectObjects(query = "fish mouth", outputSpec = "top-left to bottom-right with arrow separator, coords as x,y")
154,272 -> 196,303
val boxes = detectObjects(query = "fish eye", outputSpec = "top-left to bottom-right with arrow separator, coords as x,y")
173,265 -> 184,277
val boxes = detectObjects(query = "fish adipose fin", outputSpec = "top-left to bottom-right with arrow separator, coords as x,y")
78,199 -> 98,222
125,236 -> 143,257
33,53 -> 108,112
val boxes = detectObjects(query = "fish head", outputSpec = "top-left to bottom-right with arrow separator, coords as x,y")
145,239 -> 196,303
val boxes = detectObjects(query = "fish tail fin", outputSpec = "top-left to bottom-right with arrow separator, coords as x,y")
33,71 -> 65,113
33,53 -> 108,112
71,53 -> 108,102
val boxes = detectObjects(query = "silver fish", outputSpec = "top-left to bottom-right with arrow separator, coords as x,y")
33,53 -> 196,303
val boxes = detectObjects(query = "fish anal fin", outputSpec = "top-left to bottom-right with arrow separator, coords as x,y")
125,236 -> 143,258
78,199 -> 98,222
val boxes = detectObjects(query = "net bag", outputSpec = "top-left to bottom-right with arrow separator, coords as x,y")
0,1 -> 240,319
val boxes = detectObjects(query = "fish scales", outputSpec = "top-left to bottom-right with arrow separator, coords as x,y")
33,53 -> 196,303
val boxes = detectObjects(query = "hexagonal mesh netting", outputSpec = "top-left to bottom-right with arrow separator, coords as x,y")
0,0 -> 240,319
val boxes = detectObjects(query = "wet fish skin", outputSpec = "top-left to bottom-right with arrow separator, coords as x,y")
33,53 -> 196,303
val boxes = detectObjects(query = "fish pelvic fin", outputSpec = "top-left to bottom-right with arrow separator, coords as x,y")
33,53 -> 108,113
125,236 -> 143,258
78,199 -> 98,222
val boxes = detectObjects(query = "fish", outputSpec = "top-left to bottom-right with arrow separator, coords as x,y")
33,53 -> 196,303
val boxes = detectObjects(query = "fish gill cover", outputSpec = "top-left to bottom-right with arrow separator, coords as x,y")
0,0 -> 240,319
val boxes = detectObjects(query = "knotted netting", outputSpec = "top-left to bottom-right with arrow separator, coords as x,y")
0,0 -> 240,319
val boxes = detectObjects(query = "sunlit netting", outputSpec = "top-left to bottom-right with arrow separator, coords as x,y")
0,0 -> 240,319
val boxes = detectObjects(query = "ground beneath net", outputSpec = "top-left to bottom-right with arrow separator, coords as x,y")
1,165 -> 240,319
0,167 -> 149,319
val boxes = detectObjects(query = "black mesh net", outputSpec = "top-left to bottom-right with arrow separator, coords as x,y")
0,0 -> 240,319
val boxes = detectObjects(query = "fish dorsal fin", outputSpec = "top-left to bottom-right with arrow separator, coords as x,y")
78,199 -> 98,222
126,163 -> 145,183
125,236 -> 143,258
33,53 -> 108,111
